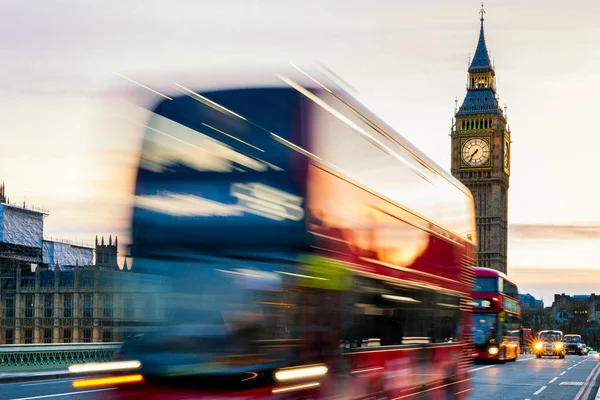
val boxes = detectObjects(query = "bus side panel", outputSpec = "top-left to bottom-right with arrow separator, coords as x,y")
344,345 -> 471,399
306,165 -> 474,397
306,165 -> 469,292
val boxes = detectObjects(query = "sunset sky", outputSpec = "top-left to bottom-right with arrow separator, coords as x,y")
1,0 -> 599,302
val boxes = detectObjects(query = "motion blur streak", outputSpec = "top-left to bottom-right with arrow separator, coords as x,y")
68,360 -> 141,373
274,364 -> 328,381
72,374 -> 144,388
113,72 -> 173,100
201,122 -> 264,152
172,82 -> 247,120
290,63 -> 333,93
271,382 -> 320,393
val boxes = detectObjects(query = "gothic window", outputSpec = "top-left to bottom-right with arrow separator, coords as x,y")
83,328 -> 92,343
476,97 -> 480,103
488,105 -> 492,110
471,106 -> 475,111
102,329 -> 113,342
63,294 -> 72,318
103,294 -> 113,319
484,120 -> 488,129
484,96 -> 488,102
44,295 -> 53,318
83,294 -> 93,318
24,328 -> 34,344
489,118 -> 493,127
3,297 -> 14,319
43,328 -> 53,344
480,106 -> 484,110
25,295 -> 34,318
469,98 -> 472,103
63,328 -> 72,343
4,329 -> 14,344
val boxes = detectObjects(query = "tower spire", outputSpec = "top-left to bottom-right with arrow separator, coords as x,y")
480,2 -> 485,23
469,2 -> 492,72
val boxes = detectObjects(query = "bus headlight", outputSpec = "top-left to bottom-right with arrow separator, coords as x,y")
488,347 -> 499,355
535,342 -> 543,350
578,344 -> 582,348
555,343 -> 564,350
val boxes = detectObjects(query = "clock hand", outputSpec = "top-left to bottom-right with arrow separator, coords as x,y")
469,148 -> 479,161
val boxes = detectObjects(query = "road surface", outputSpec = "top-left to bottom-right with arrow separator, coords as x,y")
0,355 -> 598,399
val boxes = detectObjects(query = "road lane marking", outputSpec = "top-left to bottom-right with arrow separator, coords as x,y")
568,367 -> 573,370
9,388 -> 116,400
549,377 -> 558,383
470,365 -> 494,372
561,371 -> 567,375
579,361 -> 600,400
573,361 -> 600,400
534,386 -> 547,395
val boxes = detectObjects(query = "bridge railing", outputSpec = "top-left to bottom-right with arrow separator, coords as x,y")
0,343 -> 121,372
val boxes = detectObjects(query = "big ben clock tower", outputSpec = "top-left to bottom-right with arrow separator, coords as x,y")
451,4 -> 511,274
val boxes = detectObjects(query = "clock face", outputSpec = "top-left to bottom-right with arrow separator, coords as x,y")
504,140 -> 510,171
462,138 -> 490,167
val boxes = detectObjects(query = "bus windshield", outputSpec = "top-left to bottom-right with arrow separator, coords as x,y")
133,88 -> 308,255
474,277 -> 498,292
472,314 -> 497,345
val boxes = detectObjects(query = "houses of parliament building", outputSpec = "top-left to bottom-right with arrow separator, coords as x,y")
0,184 -> 156,345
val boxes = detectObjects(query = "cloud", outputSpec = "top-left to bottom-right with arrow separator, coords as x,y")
510,223 -> 600,240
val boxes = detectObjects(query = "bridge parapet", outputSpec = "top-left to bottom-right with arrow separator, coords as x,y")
0,342 -> 121,372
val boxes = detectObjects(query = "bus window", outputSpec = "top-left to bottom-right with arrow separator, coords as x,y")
342,277 -> 462,349
503,281 -> 519,298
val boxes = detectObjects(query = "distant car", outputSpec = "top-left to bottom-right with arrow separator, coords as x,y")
581,344 -> 589,356
589,350 -> 598,358
534,330 -> 566,359
565,334 -> 584,355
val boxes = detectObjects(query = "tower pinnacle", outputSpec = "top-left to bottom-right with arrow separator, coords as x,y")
480,2 -> 485,22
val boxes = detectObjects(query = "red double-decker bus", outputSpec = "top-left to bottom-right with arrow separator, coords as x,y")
75,67 -> 477,399
472,267 -> 521,362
